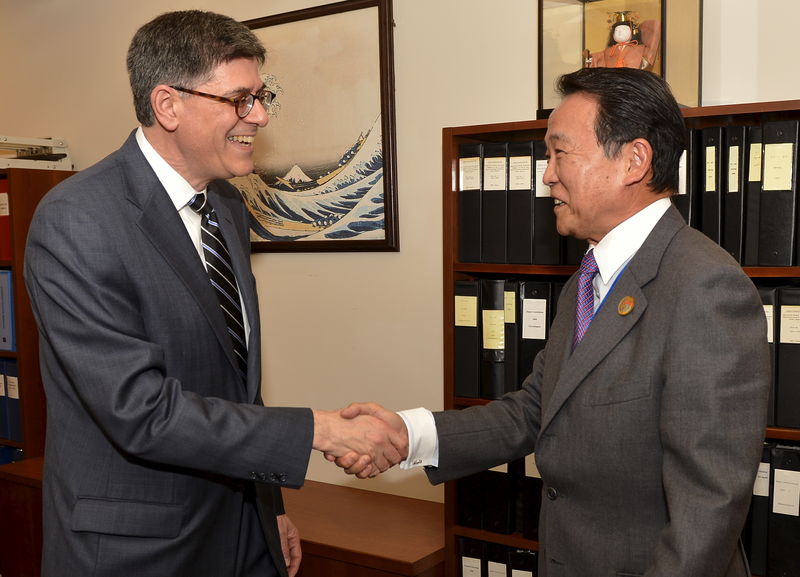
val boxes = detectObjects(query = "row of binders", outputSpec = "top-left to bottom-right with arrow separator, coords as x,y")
0,359 -> 21,445
455,278 -> 800,429
0,270 -> 15,351
458,118 -> 800,266
744,442 -> 800,577
459,538 -> 537,577
457,454 -> 542,540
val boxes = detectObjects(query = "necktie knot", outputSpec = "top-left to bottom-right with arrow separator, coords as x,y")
188,193 -> 208,214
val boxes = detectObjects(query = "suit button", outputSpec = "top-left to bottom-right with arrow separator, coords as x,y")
270,473 -> 287,483
249,471 -> 258,480
546,487 -> 558,500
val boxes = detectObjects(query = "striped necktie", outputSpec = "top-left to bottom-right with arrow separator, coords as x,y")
572,249 -> 599,351
189,193 -> 248,379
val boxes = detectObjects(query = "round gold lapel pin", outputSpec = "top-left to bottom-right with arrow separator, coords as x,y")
618,296 -> 635,316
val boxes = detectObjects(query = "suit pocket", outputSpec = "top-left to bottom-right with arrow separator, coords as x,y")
582,377 -> 652,406
72,496 -> 183,538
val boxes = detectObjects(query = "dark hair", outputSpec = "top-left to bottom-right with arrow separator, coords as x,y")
556,67 -> 685,194
126,10 -> 266,126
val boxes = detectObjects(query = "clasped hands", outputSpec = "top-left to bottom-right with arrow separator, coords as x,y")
312,403 -> 407,479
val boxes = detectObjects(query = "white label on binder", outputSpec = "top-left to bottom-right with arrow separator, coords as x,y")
462,555 -> 482,577
483,157 -> 506,191
535,159 -> 551,198
488,561 -> 506,577
7,374 -> 18,400
763,142 -> 794,191
779,305 -> 800,344
0,192 -> 8,217
753,461 -> 770,497
748,142 -> 762,182
705,145 -> 717,192
764,304 -> 774,344
522,298 -> 547,340
454,295 -> 478,328
728,145 -> 740,193
459,157 -> 481,191
512,570 -> 534,577
504,291 -> 516,324
509,156 -> 532,191
482,310 -> 505,350
772,469 -> 800,516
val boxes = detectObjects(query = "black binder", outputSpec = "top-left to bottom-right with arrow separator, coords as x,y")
482,462 -> 520,535
673,127 -> 702,229
533,140 -> 561,264
767,444 -> 800,577
758,285 -> 777,426
458,143 -> 483,263
454,280 -> 481,398
521,453 -> 543,541
562,236 -> 586,266
481,143 -> 508,263
722,125 -> 748,262
776,286 -> 800,428
517,281 -> 551,386
507,549 -> 538,577
758,120 -> 799,266
743,126 -> 763,265
745,442 -> 774,577
484,542 -> 511,577
456,473 -> 484,529
507,141 -> 535,264
701,126 -> 726,244
457,537 -> 486,577
480,279 -> 506,400
504,280 -> 520,395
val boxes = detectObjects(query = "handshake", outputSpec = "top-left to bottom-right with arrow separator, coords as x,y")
312,403 -> 409,479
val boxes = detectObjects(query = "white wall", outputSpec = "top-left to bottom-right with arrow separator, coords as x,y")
0,0 -> 798,503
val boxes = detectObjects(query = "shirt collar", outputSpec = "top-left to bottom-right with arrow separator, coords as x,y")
590,197 -> 671,283
135,127 -> 206,211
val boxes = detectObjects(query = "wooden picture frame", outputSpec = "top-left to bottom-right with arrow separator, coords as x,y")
235,0 -> 398,252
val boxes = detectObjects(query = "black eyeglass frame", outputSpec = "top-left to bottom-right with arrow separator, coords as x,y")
170,86 -> 276,118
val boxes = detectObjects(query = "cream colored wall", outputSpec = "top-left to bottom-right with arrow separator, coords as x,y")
0,0 -> 798,503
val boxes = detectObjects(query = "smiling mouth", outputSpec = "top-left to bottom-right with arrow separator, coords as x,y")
554,199 -> 566,207
228,135 -> 254,146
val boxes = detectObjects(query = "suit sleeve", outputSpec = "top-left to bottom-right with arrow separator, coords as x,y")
648,261 -> 769,577
425,349 -> 544,484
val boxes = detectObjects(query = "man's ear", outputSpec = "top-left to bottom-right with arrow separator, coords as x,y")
151,85 -> 181,132
624,138 -> 653,186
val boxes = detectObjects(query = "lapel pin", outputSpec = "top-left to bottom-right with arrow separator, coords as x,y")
618,296 -> 635,316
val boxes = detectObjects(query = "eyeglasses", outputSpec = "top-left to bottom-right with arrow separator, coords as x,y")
170,86 -> 276,118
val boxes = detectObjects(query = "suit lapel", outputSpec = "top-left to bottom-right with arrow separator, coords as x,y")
539,205 -> 686,434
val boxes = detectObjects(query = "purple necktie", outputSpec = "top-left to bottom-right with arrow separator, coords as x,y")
573,249 -> 599,350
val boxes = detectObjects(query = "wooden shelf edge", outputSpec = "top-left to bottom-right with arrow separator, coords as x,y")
766,427 -> 800,441
450,526 -> 539,551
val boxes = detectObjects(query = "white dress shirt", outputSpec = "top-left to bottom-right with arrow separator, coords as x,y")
399,197 -> 672,469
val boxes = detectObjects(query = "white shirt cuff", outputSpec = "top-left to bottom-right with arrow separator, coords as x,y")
398,407 -> 439,469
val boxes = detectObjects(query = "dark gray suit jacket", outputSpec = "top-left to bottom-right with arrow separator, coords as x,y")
429,205 -> 770,577
24,131 -> 313,577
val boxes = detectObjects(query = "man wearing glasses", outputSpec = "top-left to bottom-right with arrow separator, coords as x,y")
24,10 -> 404,577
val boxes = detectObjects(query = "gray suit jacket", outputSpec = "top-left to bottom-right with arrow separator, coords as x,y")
24,131 -> 313,577
429,205 -> 770,577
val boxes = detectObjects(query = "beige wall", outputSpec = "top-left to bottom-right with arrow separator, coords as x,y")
1,0 -> 798,503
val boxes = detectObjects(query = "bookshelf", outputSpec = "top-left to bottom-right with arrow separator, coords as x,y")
441,100 -> 800,577
0,168 -> 74,461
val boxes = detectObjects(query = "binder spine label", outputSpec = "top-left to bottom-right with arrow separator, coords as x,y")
728,145 -> 740,193
535,159 -> 552,198
503,291 -> 516,324
779,305 -> 800,344
455,295 -> 478,327
763,143 -> 794,191
772,469 -> 800,516
749,141 -> 763,181
459,157 -> 481,191
461,556 -> 481,577
483,157 -> 506,191
488,561 -> 506,577
522,298 -> 547,340
508,156 -> 532,190
6,373 -> 18,400
754,461 -> 770,497
705,145 -> 717,192
482,310 -> 505,350
764,304 -> 774,343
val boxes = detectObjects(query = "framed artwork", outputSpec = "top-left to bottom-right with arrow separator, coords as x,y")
233,0 -> 398,252
538,0 -> 701,116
